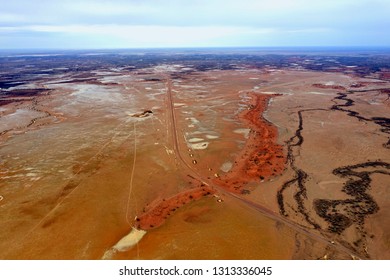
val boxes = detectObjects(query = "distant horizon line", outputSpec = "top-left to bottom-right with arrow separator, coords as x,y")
1,45 -> 390,54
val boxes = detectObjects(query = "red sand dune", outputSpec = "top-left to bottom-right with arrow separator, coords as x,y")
134,92 -> 285,230
134,186 -> 216,230
214,92 -> 285,193
312,83 -> 346,90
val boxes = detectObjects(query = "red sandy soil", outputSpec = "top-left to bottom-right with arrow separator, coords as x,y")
134,186 -> 215,230
213,92 -> 285,193
380,71 -> 390,80
134,92 -> 285,230
2,67 -> 389,259
351,81 -> 388,88
312,83 -> 346,90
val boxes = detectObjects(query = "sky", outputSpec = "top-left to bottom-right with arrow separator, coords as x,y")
0,0 -> 389,49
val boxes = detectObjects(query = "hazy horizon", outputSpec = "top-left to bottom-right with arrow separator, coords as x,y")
1,46 -> 390,54
1,0 -> 389,49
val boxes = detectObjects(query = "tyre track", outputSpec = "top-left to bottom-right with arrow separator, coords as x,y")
161,75 -> 364,259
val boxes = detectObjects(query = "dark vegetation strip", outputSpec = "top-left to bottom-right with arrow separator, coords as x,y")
314,162 -> 389,258
277,109 -> 328,230
314,161 -> 389,234
278,85 -> 390,258
331,88 -> 390,148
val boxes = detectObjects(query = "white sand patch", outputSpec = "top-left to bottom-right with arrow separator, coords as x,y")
164,146 -> 174,155
189,142 -> 209,150
220,161 -> 233,173
188,138 -> 204,143
113,228 -> 146,251
190,131 -> 203,135
234,128 -> 251,139
154,64 -> 180,72
185,117 -> 200,124
102,227 -> 146,259
325,81 -> 335,86
30,177 -> 41,181
309,92 -> 327,95
249,77 -> 259,80
152,156 -> 169,171
145,87 -> 152,90
178,85 -> 204,89
0,109 -> 42,132
174,103 -> 186,107
2,174 -> 25,179
206,134 -> 219,139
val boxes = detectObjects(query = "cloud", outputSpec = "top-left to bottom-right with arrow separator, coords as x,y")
0,13 -> 26,23
0,0 -> 389,48
0,24 -> 278,47
2,0 -> 389,27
